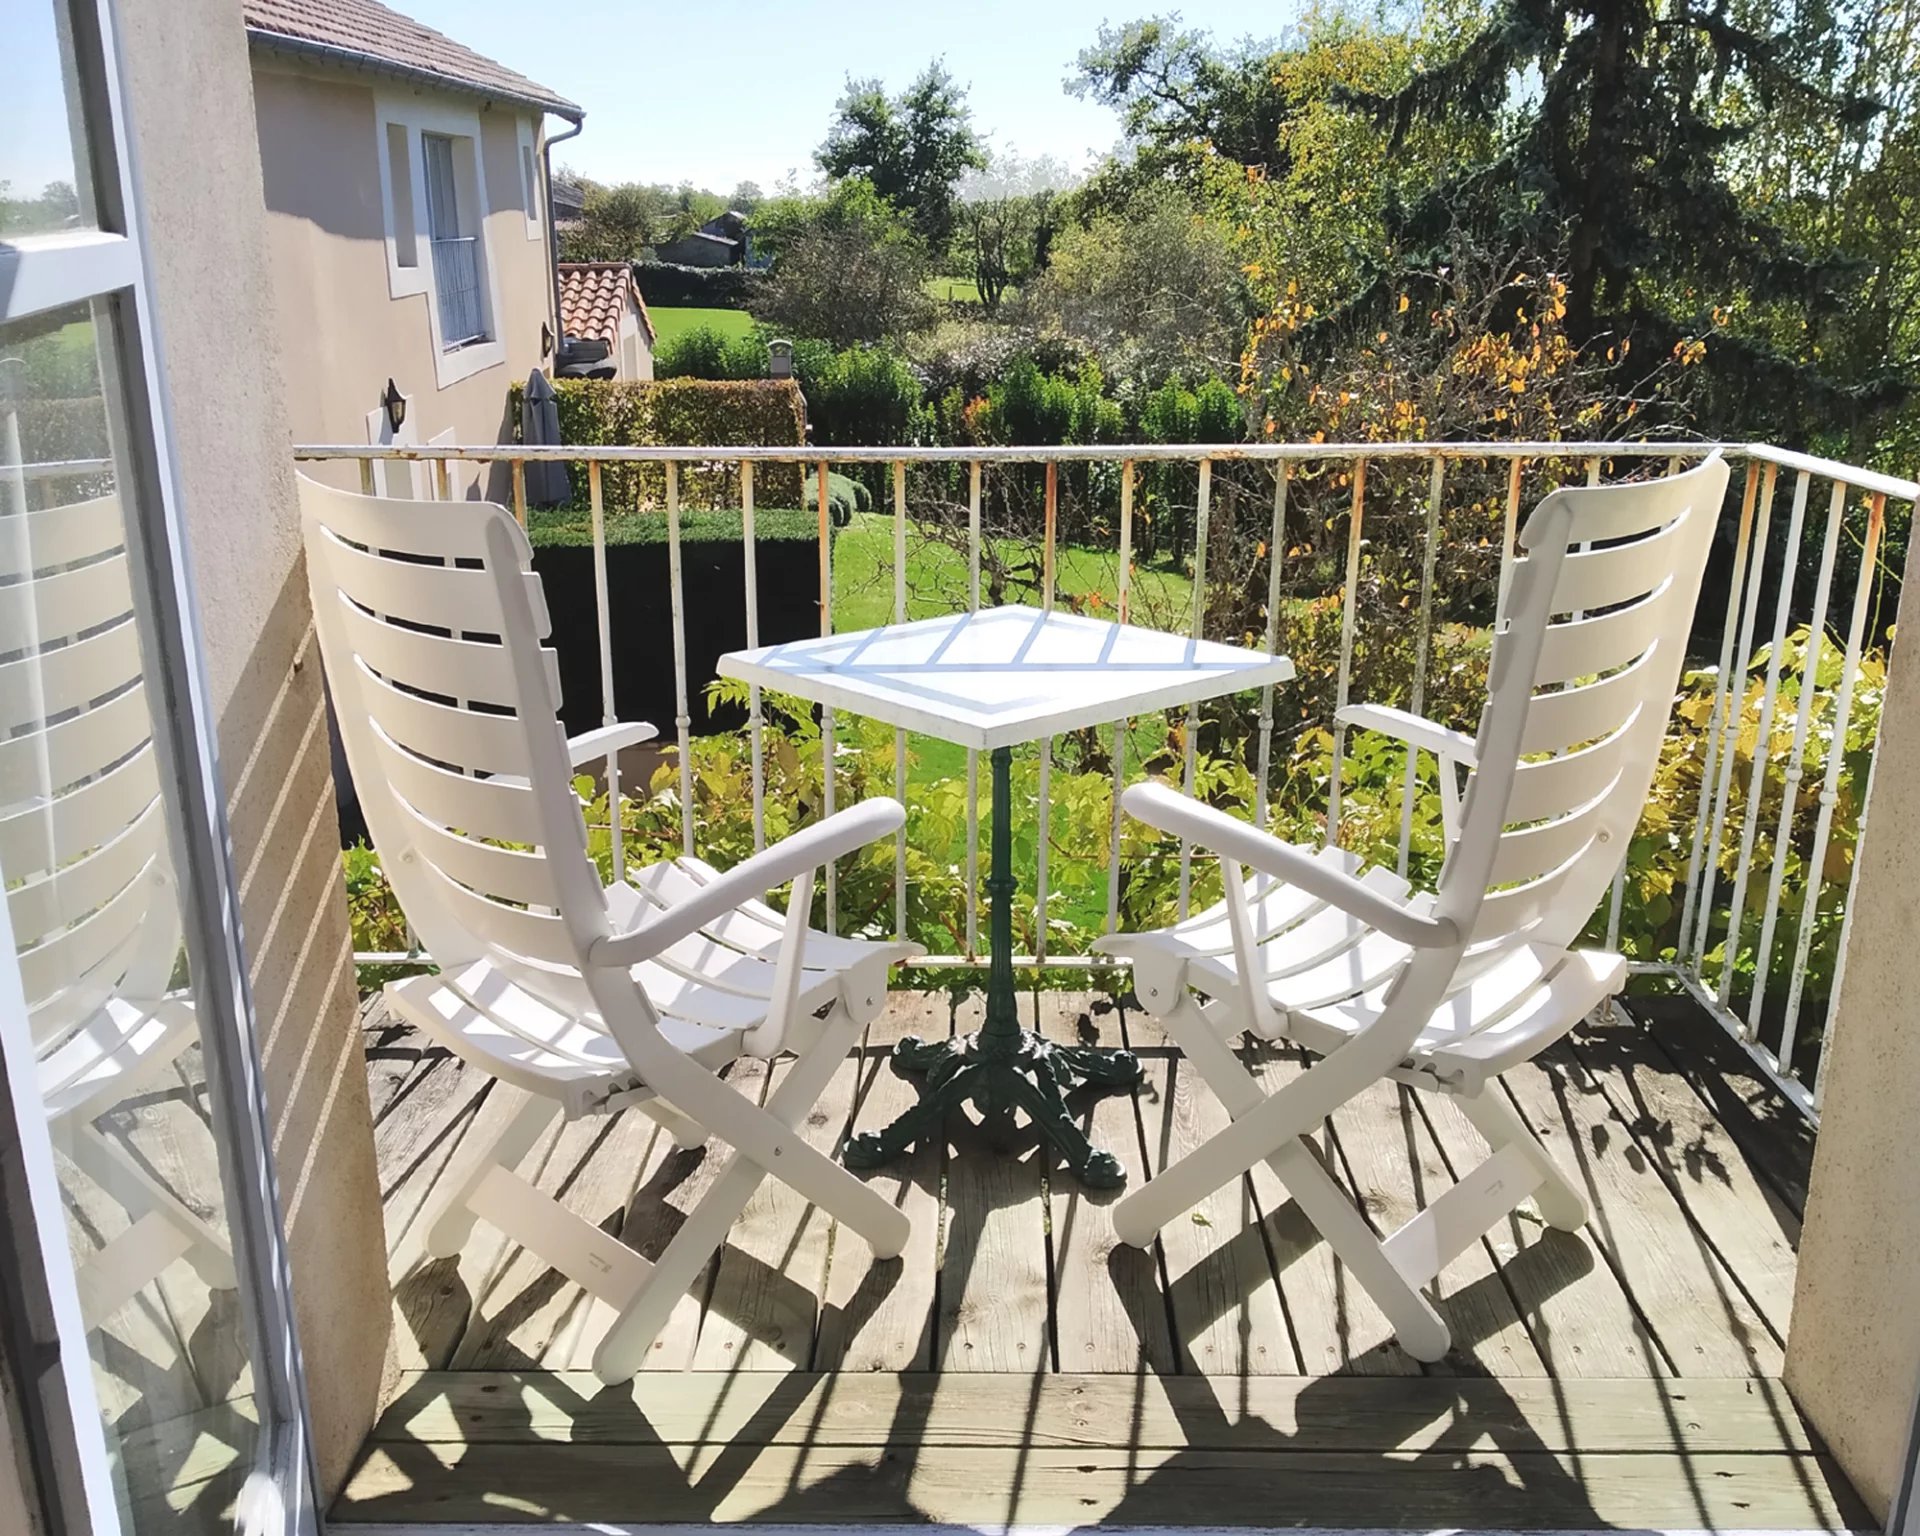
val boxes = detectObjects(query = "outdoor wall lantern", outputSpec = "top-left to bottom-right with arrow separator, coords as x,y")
382,377 -> 408,435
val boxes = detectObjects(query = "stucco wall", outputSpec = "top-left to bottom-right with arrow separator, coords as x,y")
251,63 -> 553,493
115,0 -> 388,1500
1785,587 -> 1920,1521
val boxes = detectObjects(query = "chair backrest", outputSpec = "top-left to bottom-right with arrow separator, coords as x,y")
1434,453 -> 1729,960
1,493 -> 182,1056
298,474 -> 611,1002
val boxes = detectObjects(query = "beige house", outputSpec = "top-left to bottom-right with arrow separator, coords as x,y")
559,259 -> 656,380
244,0 -> 581,496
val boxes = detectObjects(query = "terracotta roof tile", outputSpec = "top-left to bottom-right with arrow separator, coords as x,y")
559,262 -> 653,350
244,0 -> 581,119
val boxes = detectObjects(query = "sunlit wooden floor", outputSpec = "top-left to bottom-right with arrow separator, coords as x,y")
335,989 -> 1866,1529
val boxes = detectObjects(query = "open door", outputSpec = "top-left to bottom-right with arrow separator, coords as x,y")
0,2 -> 315,1533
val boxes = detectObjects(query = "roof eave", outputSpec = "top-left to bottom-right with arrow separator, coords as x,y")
246,28 -> 584,123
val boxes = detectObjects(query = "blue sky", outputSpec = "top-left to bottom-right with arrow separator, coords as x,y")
392,0 -> 1302,191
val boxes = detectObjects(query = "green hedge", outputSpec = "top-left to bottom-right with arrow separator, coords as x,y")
634,262 -> 770,309
513,376 -> 806,511
526,506 -> 818,548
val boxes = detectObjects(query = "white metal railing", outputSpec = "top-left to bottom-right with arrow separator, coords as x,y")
296,438 -> 1916,1128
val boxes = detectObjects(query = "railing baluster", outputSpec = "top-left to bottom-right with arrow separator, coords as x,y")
1398,458 -> 1444,875
965,460 -> 982,957
1326,456 -> 1367,843
511,457 -> 527,528
1781,492 -> 1885,1073
894,460 -> 909,944
434,456 -> 451,502
1721,474 -> 1825,1010
1690,466 -> 1782,971
665,461 -> 694,859
1177,458 -> 1211,919
1037,462 -> 1058,959
1494,458 -> 1523,628
817,461 -> 837,931
588,460 -> 625,883
1749,478 -> 1845,1028
1256,464 -> 1290,833
742,462 -> 766,854
1108,460 -> 1135,934
1679,463 -> 1764,961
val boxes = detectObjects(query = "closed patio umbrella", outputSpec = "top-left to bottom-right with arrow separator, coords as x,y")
521,367 -> 571,507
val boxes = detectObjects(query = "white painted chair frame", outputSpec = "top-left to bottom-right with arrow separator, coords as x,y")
300,474 -> 919,1383
3,492 -> 236,1329
1099,454 -> 1730,1361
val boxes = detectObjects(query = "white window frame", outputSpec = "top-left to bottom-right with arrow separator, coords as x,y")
516,115 -> 544,242
372,94 -> 507,388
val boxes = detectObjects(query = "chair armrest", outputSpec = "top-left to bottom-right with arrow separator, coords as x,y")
587,797 -> 907,968
568,720 -> 659,768
1335,704 -> 1478,767
1120,782 -> 1460,949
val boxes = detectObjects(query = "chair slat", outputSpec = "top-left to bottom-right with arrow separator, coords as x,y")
1550,511 -> 1686,612
332,595 -> 561,711
369,728 -> 544,846
1489,794 -> 1612,887
16,858 -> 152,1010
0,682 -> 151,809
0,745 -> 158,879
0,552 -> 136,653
307,484 -> 512,563
1502,713 -> 1637,825
398,799 -> 558,909
0,496 -> 125,579
316,532 -> 550,638
7,797 -> 164,950
1533,588 -> 1668,685
28,921 -> 147,1047
0,619 -> 143,733
418,860 -> 577,967
1518,653 -> 1653,756
353,659 -> 535,777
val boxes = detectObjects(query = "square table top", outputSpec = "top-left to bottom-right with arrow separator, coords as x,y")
717,603 -> 1296,752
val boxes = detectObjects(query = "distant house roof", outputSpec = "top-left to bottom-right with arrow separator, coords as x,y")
243,0 -> 583,121
559,262 -> 653,350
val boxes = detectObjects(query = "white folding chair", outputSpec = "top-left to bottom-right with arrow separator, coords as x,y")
2,492 -> 236,1328
1097,454 -> 1729,1361
299,473 -> 920,1383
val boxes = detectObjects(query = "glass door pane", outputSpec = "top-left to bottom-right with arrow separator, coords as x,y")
2,298 -> 262,1533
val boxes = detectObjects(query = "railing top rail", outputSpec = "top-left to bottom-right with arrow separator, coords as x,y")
292,438 -> 1737,466
1744,442 -> 1920,504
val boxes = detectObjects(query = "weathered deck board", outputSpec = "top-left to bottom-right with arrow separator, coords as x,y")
1045,994 -> 1174,1373
934,993 -> 1051,1372
343,990 -> 1853,1530
1323,1074 -> 1549,1377
1501,1045 -> 1783,1377
1132,1015 -> 1294,1376
1239,1039 -> 1420,1377
812,996 -> 945,1373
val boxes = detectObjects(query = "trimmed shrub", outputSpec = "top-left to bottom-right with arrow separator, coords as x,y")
513,376 -> 806,510
794,344 -> 928,449
633,262 -> 770,309
653,325 -> 769,381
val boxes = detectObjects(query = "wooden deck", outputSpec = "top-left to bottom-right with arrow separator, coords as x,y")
337,989 -> 1865,1530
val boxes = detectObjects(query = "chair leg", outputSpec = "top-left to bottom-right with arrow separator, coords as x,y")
1456,1080 -> 1589,1232
636,1097 -> 706,1150
421,1088 -> 559,1260
65,1123 -> 235,1292
1116,994 -> 1452,1363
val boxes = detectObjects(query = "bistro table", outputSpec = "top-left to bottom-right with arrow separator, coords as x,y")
718,604 -> 1295,1187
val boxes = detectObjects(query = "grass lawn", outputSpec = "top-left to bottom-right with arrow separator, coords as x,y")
926,274 -> 990,305
648,305 -> 757,347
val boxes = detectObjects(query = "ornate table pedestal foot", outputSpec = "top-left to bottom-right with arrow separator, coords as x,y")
842,747 -> 1143,1189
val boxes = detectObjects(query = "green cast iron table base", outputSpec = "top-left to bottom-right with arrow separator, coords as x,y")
842,745 -> 1144,1189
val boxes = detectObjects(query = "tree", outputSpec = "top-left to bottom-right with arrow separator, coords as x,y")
558,180 -> 670,262
1336,0 -> 1901,434
955,154 -> 1073,311
728,180 -> 766,212
1071,17 -> 1295,178
749,178 -> 935,346
816,60 -> 986,246
1019,185 -> 1250,384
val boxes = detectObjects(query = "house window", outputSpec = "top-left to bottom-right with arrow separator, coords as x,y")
423,132 -> 487,349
